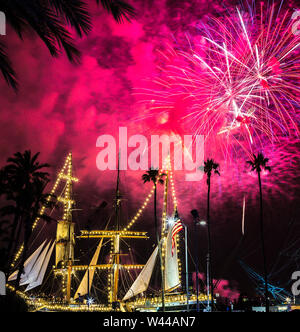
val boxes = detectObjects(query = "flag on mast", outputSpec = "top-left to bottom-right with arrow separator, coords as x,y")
171,220 -> 183,256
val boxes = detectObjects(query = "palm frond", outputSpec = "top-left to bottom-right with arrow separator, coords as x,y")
0,1 -> 26,38
0,0 -> 137,89
142,173 -> 150,183
27,5 -> 82,63
247,152 -> 271,173
49,0 -> 92,37
142,168 -> 165,185
0,43 -> 18,91
98,0 -> 135,23
203,158 -> 220,177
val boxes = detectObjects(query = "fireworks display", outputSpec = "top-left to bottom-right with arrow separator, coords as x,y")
142,1 -> 299,160
0,0 -> 299,310
0,0 -> 299,218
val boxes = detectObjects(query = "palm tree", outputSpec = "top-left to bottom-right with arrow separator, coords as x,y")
0,0 -> 135,89
203,158 -> 220,311
0,150 -> 55,287
247,152 -> 271,312
15,178 -> 56,290
142,168 -> 166,310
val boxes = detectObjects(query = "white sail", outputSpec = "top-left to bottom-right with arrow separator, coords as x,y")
123,246 -> 158,301
74,238 -> 104,300
25,241 -> 55,292
20,241 -> 51,286
8,240 -> 47,282
164,227 -> 180,292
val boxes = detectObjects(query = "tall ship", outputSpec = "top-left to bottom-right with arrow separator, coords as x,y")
7,153 -> 209,312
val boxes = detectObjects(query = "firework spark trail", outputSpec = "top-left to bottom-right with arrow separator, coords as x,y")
130,1 -> 300,204
139,2 -> 299,158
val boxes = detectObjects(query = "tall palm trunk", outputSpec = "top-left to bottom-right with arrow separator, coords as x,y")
206,176 -> 213,311
154,184 -> 165,311
258,171 -> 269,312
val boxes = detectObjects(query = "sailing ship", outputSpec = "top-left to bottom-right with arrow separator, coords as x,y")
7,153 -> 208,312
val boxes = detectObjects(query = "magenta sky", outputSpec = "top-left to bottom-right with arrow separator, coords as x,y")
0,0 -> 299,295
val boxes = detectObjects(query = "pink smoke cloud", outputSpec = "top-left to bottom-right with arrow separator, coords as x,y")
0,0 -> 299,295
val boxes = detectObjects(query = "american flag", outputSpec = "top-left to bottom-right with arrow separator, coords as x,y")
171,220 -> 183,256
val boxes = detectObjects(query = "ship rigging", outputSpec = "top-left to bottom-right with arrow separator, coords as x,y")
7,152 -> 208,311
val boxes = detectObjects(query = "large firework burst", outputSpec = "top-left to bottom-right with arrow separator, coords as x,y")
141,1 -> 299,157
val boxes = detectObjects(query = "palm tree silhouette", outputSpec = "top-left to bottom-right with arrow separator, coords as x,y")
142,168 -> 166,310
99,0 -> 135,22
247,152 -> 271,312
142,169 -> 166,242
203,158 -> 220,311
1,150 -> 55,288
0,0 -> 135,89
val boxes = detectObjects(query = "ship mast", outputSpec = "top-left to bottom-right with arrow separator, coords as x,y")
121,158 -> 183,307
54,152 -> 78,302
112,156 -> 121,303
160,158 -> 182,305
160,167 -> 169,310
75,156 -> 148,307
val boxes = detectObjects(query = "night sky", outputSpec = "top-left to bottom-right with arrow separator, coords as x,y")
0,0 -> 299,299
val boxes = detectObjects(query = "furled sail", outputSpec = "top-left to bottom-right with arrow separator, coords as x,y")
25,241 -> 55,292
8,240 -> 47,282
74,238 -> 104,300
123,246 -> 158,301
164,227 -> 180,292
